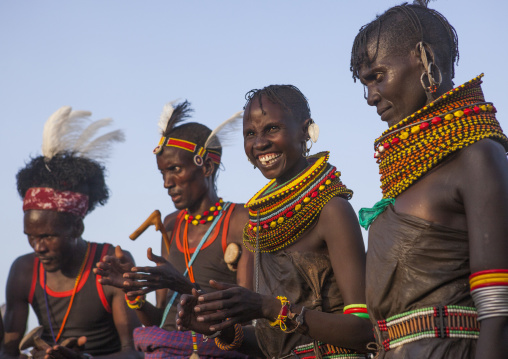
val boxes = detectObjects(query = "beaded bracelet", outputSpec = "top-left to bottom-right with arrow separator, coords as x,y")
215,324 -> 244,351
269,296 -> 290,331
343,304 -> 369,319
125,294 -> 146,310
470,269 -> 508,321
284,306 -> 307,333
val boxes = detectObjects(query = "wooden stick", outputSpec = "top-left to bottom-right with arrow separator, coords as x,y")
129,210 -> 171,253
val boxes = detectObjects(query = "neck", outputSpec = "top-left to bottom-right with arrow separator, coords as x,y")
60,238 -> 88,277
275,156 -> 309,186
186,191 -> 220,216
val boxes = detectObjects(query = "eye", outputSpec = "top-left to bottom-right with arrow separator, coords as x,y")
268,125 -> 280,132
244,130 -> 255,137
375,73 -> 385,83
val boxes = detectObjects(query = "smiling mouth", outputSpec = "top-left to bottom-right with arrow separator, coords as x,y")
257,153 -> 282,167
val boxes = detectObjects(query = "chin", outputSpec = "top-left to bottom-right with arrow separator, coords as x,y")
42,263 -> 60,273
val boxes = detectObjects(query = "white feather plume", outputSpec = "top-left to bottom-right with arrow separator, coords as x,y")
41,106 -> 125,161
204,111 -> 243,150
158,99 -> 180,135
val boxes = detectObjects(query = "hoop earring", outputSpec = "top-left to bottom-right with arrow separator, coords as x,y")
417,42 -> 442,101
302,140 -> 312,157
247,157 -> 256,169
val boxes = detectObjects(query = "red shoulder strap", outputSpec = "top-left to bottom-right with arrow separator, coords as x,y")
222,203 -> 236,253
28,257 -> 39,304
95,243 -> 112,313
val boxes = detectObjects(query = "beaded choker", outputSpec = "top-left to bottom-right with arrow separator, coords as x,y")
243,152 -> 353,252
374,74 -> 508,199
184,198 -> 224,225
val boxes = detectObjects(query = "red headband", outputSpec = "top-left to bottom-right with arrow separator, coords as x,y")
23,187 -> 89,218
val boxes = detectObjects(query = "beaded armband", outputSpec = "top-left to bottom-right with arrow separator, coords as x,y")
215,324 -> 244,351
125,294 -> 146,310
344,304 -> 369,319
470,269 -> 508,321
269,296 -> 290,331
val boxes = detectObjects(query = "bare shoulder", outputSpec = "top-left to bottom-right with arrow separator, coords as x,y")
320,196 -> 358,224
7,253 -> 36,296
227,203 -> 249,245
9,253 -> 36,275
163,210 -> 181,231
318,196 -> 364,248
455,139 -> 508,188
230,203 -> 248,222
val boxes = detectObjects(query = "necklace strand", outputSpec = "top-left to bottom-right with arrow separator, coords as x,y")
43,241 -> 90,343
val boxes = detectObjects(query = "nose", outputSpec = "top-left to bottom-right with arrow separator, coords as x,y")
253,134 -> 270,151
162,172 -> 175,189
32,238 -> 48,253
366,85 -> 381,107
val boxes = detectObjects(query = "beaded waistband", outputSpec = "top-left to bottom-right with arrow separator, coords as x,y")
376,305 -> 480,352
279,341 -> 369,359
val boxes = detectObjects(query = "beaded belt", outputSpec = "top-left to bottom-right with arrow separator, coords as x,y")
279,341 -> 369,359
376,305 -> 480,352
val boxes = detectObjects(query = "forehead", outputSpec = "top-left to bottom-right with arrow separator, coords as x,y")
358,40 -> 411,78
156,146 -> 195,168
244,97 -> 293,127
24,210 -> 68,232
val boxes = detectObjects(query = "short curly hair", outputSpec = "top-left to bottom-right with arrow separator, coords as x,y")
16,152 -> 109,214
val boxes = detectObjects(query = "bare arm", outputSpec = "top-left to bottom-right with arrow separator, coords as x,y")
299,197 -> 373,352
458,140 -> 508,359
227,206 -> 253,290
1,255 -> 32,359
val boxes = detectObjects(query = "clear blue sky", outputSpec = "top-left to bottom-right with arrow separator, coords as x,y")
1,0 -> 507,330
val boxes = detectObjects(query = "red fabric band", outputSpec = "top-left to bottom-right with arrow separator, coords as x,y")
23,187 -> 89,218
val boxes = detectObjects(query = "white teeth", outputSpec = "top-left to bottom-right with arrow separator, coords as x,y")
258,153 -> 281,166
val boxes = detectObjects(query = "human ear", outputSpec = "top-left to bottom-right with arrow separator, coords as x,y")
202,157 -> 215,178
71,218 -> 85,238
302,118 -> 312,141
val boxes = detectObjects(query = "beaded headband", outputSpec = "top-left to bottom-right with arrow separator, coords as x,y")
23,187 -> 89,218
153,136 -> 221,166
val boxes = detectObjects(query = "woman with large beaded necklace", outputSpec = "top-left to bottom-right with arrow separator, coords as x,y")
350,1 -> 508,358
177,85 -> 374,358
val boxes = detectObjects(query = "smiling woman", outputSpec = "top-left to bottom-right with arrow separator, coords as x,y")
177,85 -> 374,358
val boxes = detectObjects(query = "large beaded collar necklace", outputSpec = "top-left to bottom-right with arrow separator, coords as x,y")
373,74 -> 508,199
243,152 -> 353,252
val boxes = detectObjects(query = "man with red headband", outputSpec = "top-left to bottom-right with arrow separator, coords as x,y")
95,100 -> 253,359
1,107 -> 141,358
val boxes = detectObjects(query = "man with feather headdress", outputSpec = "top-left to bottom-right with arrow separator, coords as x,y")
351,0 -> 508,357
95,100 -> 253,359
1,107 -> 141,358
